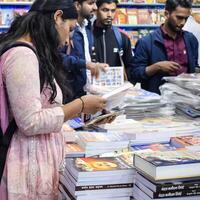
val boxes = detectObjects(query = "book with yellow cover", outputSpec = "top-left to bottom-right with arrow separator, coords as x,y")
65,157 -> 134,180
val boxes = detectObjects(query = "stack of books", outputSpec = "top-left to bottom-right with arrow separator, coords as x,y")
122,88 -> 172,120
59,157 -> 135,200
134,172 -> 200,200
104,115 -> 200,144
161,73 -> 200,119
132,148 -> 200,199
65,142 -> 85,158
76,131 -> 131,157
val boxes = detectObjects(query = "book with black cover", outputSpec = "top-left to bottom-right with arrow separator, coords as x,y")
136,178 -> 200,199
136,172 -> 200,193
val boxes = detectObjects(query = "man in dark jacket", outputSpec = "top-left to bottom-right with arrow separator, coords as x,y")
94,0 -> 135,84
131,0 -> 199,94
62,0 -> 108,102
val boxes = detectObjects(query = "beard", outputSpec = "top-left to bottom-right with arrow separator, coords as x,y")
81,10 -> 95,20
167,20 -> 182,33
102,18 -> 112,27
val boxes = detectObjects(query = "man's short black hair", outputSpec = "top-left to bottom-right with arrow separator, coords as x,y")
96,0 -> 119,8
74,0 -> 87,4
165,0 -> 192,12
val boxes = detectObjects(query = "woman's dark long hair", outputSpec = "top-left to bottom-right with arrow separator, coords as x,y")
0,11 -> 72,103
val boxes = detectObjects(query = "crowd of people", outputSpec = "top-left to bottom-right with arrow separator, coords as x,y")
0,0 -> 199,199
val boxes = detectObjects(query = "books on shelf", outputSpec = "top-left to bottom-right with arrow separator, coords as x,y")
137,9 -> 152,24
126,8 -> 138,24
192,8 -> 200,23
134,149 -> 200,181
113,8 -> 165,25
115,8 -> 127,24
0,0 -> 33,2
1,9 -> 13,25
0,8 -> 28,26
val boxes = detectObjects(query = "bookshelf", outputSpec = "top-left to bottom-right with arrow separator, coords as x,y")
115,1 -> 200,48
0,1 -> 33,31
0,1 -> 32,6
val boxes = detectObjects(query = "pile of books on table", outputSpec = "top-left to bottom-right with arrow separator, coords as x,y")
103,115 -> 200,144
122,88 -> 173,120
76,131 -> 131,157
161,73 -> 200,120
134,172 -> 200,200
59,157 -> 135,200
131,136 -> 200,200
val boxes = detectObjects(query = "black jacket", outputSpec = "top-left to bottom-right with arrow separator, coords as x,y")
93,22 -> 135,84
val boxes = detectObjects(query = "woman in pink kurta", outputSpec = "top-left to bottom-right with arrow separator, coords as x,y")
0,0 -> 107,199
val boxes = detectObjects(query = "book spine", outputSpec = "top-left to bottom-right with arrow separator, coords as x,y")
59,182 -> 76,200
154,188 -> 200,198
157,182 -> 200,193
75,183 -> 133,191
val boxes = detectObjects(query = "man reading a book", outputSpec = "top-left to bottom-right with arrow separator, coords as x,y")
131,0 -> 199,94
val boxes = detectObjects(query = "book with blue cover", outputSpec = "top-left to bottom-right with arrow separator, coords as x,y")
132,142 -> 178,152
134,149 -> 200,180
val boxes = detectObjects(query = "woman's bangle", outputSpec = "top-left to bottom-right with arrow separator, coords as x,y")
79,97 -> 84,114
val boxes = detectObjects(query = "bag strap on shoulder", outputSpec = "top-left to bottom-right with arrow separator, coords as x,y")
112,26 -> 123,56
1,42 -> 37,56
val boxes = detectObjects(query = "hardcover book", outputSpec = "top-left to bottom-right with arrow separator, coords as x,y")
134,150 -> 200,180
136,178 -> 200,199
136,172 -> 200,193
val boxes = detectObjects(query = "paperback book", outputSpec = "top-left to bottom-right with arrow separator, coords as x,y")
65,157 -> 134,180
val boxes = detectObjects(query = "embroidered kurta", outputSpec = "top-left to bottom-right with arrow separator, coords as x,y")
1,45 -> 65,200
